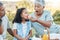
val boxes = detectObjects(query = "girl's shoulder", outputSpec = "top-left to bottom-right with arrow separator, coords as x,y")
26,21 -> 32,26
27,21 -> 31,23
13,22 -> 21,26
13,23 -> 22,29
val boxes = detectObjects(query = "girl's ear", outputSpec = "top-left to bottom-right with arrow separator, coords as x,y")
43,6 -> 45,8
20,14 -> 22,16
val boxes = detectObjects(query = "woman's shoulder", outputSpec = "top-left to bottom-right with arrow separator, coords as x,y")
42,10 -> 51,16
44,10 -> 51,14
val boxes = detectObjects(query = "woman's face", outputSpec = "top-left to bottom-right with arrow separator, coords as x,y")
21,9 -> 29,20
34,3 -> 44,14
0,6 -> 5,17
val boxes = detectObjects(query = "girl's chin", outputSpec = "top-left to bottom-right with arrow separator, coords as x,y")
25,19 -> 29,21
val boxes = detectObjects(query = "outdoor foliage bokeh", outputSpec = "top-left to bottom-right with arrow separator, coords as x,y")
2,0 -> 60,40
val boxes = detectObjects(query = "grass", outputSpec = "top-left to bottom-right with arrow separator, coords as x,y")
6,22 -> 13,40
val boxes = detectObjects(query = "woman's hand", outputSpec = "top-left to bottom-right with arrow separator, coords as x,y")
28,15 -> 32,19
31,18 -> 38,22
28,15 -> 38,22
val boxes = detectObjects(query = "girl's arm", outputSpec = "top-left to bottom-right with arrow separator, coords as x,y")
26,30 -> 32,39
13,29 -> 23,40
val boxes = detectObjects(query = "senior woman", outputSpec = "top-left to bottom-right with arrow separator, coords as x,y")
29,0 -> 60,37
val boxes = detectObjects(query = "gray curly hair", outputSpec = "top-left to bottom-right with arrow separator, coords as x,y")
34,0 -> 45,6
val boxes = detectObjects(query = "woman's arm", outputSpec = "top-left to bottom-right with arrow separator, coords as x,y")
30,17 -> 51,28
7,28 -> 14,37
7,19 -> 14,37
13,29 -> 23,40
37,20 -> 51,28
0,26 -> 3,34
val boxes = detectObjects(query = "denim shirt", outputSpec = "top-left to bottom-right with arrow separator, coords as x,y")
1,15 -> 10,39
13,21 -> 31,40
30,10 -> 53,35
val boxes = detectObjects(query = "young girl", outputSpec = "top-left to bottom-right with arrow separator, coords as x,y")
0,19 -> 3,40
12,8 -> 32,40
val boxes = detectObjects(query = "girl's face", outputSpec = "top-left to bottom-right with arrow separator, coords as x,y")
21,9 -> 29,20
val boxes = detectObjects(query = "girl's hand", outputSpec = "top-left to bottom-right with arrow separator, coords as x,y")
19,38 -> 23,40
25,36 -> 30,40
19,37 -> 24,40
22,38 -> 27,40
26,37 -> 29,40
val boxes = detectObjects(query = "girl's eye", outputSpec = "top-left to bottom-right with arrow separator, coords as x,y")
25,12 -> 27,14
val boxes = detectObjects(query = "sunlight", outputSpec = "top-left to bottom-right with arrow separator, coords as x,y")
0,0 -> 21,2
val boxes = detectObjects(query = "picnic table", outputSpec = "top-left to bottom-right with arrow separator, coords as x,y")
31,33 -> 60,40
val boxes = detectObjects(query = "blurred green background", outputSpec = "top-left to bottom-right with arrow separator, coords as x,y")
1,0 -> 60,40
